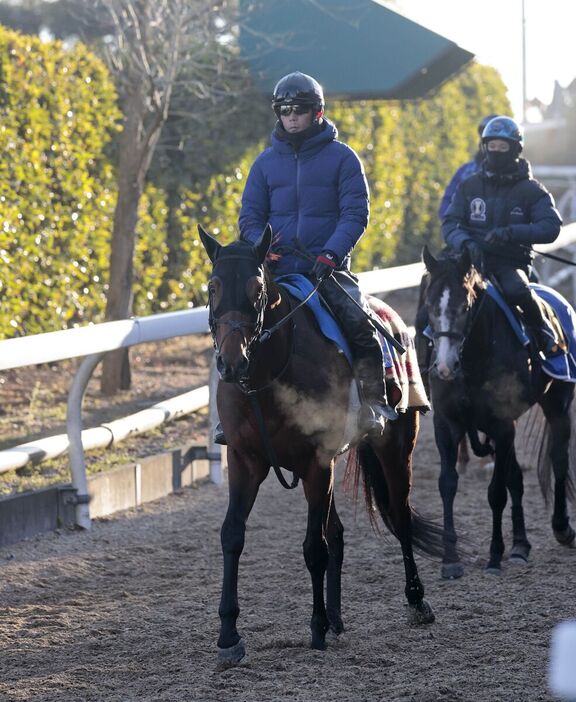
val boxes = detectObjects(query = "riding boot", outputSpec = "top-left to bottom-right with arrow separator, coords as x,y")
355,353 -> 398,437
521,290 -> 558,357
414,305 -> 432,396
213,421 -> 227,445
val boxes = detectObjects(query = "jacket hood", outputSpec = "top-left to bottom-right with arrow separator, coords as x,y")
271,118 -> 338,155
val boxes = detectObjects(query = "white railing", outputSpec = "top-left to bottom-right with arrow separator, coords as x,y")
1,221 -> 575,528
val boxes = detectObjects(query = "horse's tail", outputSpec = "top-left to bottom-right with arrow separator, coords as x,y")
536,413 -> 576,505
344,440 -> 445,559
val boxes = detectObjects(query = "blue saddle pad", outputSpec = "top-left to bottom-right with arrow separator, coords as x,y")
486,282 -> 576,383
276,274 -> 393,369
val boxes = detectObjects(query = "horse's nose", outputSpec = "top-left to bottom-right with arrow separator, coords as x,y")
434,358 -> 460,381
216,353 -> 249,383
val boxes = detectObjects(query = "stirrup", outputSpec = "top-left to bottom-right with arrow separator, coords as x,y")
213,422 -> 227,446
358,402 -> 398,437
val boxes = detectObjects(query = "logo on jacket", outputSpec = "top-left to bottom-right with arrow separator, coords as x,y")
470,197 -> 486,222
510,206 -> 524,217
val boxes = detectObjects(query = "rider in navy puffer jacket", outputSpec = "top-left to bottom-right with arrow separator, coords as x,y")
237,71 -> 396,438
240,118 -> 368,277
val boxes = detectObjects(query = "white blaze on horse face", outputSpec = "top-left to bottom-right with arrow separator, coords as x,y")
435,286 -> 460,379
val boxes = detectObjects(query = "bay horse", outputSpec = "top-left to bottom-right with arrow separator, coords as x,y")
422,245 -> 575,578
199,224 -> 444,664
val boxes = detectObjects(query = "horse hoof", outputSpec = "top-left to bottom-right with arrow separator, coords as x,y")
554,526 -> 576,547
509,545 -> 530,563
485,565 -> 502,576
217,639 -> 246,665
329,620 -> 344,636
407,600 -> 435,626
441,562 -> 464,579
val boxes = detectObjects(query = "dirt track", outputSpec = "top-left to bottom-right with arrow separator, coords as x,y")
1,405 -> 575,702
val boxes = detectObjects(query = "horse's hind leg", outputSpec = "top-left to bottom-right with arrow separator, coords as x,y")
217,450 -> 268,664
326,499 -> 344,635
540,383 -> 575,547
302,459 -> 333,650
371,411 -> 435,625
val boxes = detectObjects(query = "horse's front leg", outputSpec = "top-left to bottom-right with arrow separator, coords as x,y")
217,448 -> 268,664
302,458 -> 333,650
486,424 -> 515,574
506,451 -> 531,562
433,411 -> 465,579
541,383 -> 576,547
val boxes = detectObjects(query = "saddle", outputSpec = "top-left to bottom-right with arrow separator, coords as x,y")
276,274 -> 430,415
487,282 -> 576,383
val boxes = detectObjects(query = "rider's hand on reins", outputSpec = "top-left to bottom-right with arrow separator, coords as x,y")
312,250 -> 338,280
485,226 -> 512,245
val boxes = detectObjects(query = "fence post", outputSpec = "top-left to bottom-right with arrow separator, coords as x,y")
67,351 -> 106,529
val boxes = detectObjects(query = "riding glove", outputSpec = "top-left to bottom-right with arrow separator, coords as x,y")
312,250 -> 339,281
485,226 -> 512,245
462,239 -> 484,272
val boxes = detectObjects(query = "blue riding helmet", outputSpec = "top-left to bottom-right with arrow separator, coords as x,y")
272,71 -> 325,113
481,116 -> 524,149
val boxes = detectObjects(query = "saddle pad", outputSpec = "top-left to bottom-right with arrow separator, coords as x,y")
369,296 -> 431,413
276,274 -> 353,365
486,282 -> 576,383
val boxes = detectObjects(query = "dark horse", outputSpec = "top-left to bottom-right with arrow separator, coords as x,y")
199,224 -> 444,664
422,246 -> 575,578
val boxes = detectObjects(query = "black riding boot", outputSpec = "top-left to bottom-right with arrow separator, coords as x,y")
521,290 -> 558,357
355,353 -> 398,437
414,304 -> 431,396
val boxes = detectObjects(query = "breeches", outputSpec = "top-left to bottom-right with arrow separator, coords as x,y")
490,265 -> 532,308
313,270 -> 382,358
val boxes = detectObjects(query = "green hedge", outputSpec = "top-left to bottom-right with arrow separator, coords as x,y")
0,25 -> 511,336
0,26 -> 121,336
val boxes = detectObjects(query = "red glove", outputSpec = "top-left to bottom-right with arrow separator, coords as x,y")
311,251 -> 338,280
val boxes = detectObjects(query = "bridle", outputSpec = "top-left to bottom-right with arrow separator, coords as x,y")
208,253 -> 268,364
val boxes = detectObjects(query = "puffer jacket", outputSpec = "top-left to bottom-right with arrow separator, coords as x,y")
239,118 -> 369,276
442,158 -> 562,262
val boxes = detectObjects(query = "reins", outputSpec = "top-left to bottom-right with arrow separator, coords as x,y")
208,257 -> 312,490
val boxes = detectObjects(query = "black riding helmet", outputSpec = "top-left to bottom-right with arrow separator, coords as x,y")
477,113 -> 499,137
272,71 -> 325,117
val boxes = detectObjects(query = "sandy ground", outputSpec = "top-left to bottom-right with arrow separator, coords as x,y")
1,403 -> 575,702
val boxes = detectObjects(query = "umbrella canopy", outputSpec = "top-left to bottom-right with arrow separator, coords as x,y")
239,0 -> 474,100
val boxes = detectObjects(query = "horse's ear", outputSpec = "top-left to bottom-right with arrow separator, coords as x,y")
254,224 -> 272,264
422,245 -> 438,273
198,224 -> 221,263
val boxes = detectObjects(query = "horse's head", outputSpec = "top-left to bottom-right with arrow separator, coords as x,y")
422,245 -> 484,381
199,224 -> 272,384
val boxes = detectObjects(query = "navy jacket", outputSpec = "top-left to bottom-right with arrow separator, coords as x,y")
239,119 -> 369,276
438,154 -> 482,220
442,158 -> 562,259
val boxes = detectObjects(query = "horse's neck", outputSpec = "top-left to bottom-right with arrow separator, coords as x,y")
466,291 -> 515,359
250,279 -> 293,381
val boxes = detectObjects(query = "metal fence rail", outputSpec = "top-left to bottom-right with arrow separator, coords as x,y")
0,221 -> 575,530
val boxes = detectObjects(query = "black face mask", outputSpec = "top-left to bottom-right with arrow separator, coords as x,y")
485,149 -> 517,173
